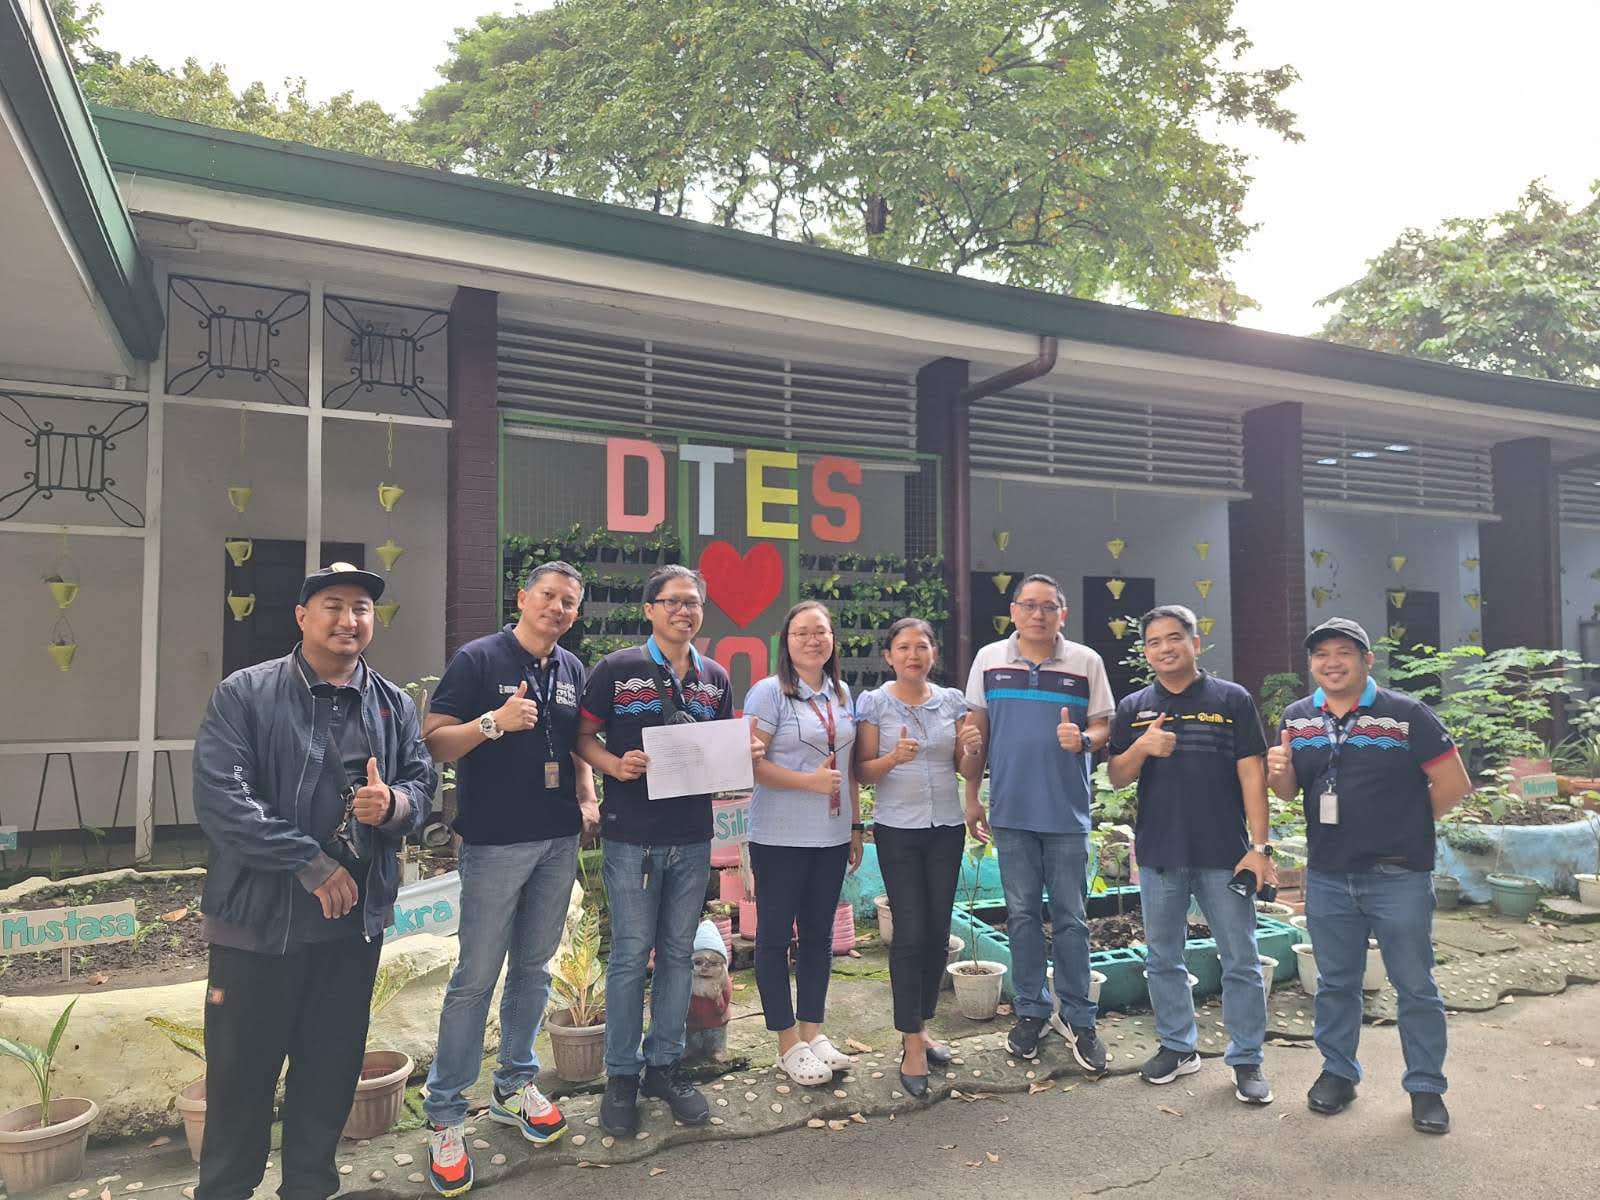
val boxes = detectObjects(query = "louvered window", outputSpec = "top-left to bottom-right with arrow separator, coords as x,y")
496,322 -> 914,449
1303,426 -> 1493,518
968,389 -> 1245,496
1560,470 -> 1600,528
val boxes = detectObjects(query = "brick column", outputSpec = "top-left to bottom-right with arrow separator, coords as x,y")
1481,436 -> 1561,650
915,357 -> 970,675
1228,402 -> 1307,698
445,287 -> 499,660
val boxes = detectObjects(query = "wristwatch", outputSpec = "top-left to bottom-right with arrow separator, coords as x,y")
1251,843 -> 1274,857
478,711 -> 504,741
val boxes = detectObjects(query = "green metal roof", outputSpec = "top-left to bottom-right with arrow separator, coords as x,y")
89,104 -> 1600,421
1,2 -> 162,360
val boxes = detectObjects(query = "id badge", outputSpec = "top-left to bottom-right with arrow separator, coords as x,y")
1319,789 -> 1339,826
544,761 -> 561,791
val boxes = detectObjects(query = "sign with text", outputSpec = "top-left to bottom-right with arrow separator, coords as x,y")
384,870 -> 461,942
0,898 -> 137,954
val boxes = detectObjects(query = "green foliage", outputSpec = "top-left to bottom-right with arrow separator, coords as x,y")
960,835 -> 993,965
549,906 -> 607,1026
1320,179 -> 1600,385
0,998 -> 78,1124
1257,672 -> 1303,734
145,1014 -> 205,1063
1089,761 -> 1137,827
413,0 -> 1298,312
1381,644 -> 1587,775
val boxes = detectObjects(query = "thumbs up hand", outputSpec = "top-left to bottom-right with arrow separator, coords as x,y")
494,678 -> 540,732
887,724 -> 919,766
812,751 -> 843,797
353,755 -> 392,826
1139,713 -> 1178,758
956,713 -> 984,757
1266,729 -> 1296,793
1057,707 -> 1084,753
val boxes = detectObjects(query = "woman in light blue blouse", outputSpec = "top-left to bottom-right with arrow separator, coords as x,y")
855,617 -> 984,1097
745,600 -> 862,1087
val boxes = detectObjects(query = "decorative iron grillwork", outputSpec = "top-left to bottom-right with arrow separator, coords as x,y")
166,276 -> 310,404
0,392 -> 148,525
324,297 -> 448,417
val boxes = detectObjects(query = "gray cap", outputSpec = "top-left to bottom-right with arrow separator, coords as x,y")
1305,617 -> 1371,653
299,561 -> 385,606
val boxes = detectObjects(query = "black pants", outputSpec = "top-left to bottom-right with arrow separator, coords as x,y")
749,841 -> 850,1031
198,937 -> 383,1200
875,822 -> 965,1034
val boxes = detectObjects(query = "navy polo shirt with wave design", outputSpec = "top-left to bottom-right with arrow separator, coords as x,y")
1279,676 -> 1455,873
1109,671 -> 1267,870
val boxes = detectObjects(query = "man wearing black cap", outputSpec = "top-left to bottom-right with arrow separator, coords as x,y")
192,562 -> 435,1200
1267,617 -> 1472,1135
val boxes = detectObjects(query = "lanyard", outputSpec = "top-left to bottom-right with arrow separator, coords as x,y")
804,694 -> 841,816
1320,707 -> 1359,790
528,658 -> 559,759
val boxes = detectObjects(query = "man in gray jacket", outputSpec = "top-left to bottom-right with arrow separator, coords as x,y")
192,563 -> 434,1200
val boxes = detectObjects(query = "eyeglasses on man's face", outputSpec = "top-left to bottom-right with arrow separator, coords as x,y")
1013,601 -> 1062,616
648,596 -> 704,613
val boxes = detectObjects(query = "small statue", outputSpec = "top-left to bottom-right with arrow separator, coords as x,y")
684,919 -> 732,1063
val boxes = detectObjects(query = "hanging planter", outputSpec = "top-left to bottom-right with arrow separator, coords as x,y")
1193,541 -> 1211,560
1197,616 -> 1216,636
47,641 -> 78,672
375,538 -> 405,572
224,538 -> 253,567
992,572 -> 1012,594
1194,578 -> 1213,600
992,615 -> 1012,635
1464,592 -> 1481,610
1105,537 -> 1126,560
1463,557 -> 1479,572
375,600 -> 401,628
226,485 -> 252,514
226,592 -> 256,622
1311,585 -> 1333,607
1388,553 -> 1408,573
1309,549 -> 1330,567
1107,618 -> 1129,639
993,530 -> 1011,552
1387,588 -> 1407,609
377,483 -> 405,512
44,577 -> 79,609
1105,577 -> 1126,600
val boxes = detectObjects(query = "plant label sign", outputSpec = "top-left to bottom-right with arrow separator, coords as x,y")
0,826 -> 17,852
384,870 -> 460,942
1518,773 -> 1560,801
0,898 -> 137,954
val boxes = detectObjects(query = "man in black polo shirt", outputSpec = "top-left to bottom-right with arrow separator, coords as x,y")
1268,617 -> 1472,1135
420,561 -> 597,1195
1108,605 -> 1275,1105
577,564 -> 738,1137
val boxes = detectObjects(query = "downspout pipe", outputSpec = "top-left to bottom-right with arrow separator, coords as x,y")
950,336 -> 1059,676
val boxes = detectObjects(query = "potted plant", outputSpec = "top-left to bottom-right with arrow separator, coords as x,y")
546,907 -> 607,1083
341,961 -> 417,1139
0,999 -> 98,1192
1574,808 -> 1600,907
945,838 -> 1007,1019
146,1015 -> 208,1162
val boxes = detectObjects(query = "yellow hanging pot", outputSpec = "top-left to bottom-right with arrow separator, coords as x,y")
226,485 -> 253,514
1309,549 -> 1329,567
992,572 -> 1013,594
46,579 -> 79,609
1388,623 -> 1407,643
1194,578 -> 1213,600
375,538 -> 405,572
1464,592 -> 1481,611
225,538 -> 254,567
993,530 -> 1011,552
992,615 -> 1012,635
375,600 -> 401,627
1106,577 -> 1126,600
1197,616 -> 1216,636
47,641 -> 78,672
1105,537 -> 1126,560
1388,553 -> 1408,574
377,482 -> 406,512
1193,541 -> 1211,561
1107,618 -> 1129,639
1462,557 -> 1479,572
1311,586 -> 1333,607
227,592 -> 257,622
1387,588 -> 1407,610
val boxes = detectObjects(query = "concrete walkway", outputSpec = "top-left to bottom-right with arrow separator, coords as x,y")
49,908 -> 1600,1200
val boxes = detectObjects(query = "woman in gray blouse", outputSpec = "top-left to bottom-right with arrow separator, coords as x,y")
745,600 -> 863,1087
855,618 -> 984,1097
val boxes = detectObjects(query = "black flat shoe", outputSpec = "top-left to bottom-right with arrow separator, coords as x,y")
924,1042 -> 953,1067
898,1069 -> 930,1099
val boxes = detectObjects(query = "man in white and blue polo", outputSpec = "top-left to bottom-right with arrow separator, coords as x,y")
963,573 -> 1114,1072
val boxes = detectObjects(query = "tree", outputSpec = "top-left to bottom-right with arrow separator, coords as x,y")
415,0 -> 1299,312
1318,180 -> 1600,385
52,1 -> 435,166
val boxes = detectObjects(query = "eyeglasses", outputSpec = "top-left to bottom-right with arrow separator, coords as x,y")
789,629 -> 833,643
1013,601 -> 1062,616
648,597 -> 704,612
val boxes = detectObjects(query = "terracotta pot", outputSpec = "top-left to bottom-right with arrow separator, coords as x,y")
831,901 -> 855,954
341,1050 -> 412,1140
718,867 -> 744,904
737,897 -> 757,940
546,1008 -> 606,1083
175,1078 -> 207,1164
711,913 -> 734,958
0,1098 -> 98,1193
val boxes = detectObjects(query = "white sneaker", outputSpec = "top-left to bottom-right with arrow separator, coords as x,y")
427,1123 -> 474,1196
808,1034 -> 854,1071
778,1041 -> 835,1086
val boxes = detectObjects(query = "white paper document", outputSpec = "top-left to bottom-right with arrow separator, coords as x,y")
641,719 -> 755,800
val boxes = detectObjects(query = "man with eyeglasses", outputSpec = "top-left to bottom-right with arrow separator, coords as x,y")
418,561 -> 599,1195
963,573 -> 1114,1072
577,565 -> 745,1138
192,564 -> 435,1200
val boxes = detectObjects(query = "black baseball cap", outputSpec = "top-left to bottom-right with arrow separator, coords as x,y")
1305,617 -> 1371,653
299,562 -> 385,606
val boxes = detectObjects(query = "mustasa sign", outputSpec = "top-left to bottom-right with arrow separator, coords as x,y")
0,898 -> 138,953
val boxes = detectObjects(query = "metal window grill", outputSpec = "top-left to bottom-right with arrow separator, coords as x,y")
968,388 -> 1245,495
1303,425 -> 1493,518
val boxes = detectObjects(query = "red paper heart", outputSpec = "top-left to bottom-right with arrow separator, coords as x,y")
698,540 -> 785,629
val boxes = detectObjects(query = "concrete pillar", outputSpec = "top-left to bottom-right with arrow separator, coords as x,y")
1481,436 -> 1561,650
915,357 -> 971,676
1228,401 -> 1307,698
445,287 -> 499,660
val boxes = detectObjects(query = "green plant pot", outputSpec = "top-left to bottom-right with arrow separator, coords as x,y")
1486,872 -> 1542,918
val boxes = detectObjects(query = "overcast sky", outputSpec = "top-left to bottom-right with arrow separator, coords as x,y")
92,0 -> 1599,336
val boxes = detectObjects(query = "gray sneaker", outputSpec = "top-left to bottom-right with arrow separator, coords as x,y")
1233,1064 -> 1274,1105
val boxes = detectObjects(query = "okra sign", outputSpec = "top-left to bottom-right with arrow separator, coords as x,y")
0,898 -> 138,953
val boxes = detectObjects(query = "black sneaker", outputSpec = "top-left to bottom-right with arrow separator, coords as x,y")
1233,1064 -> 1274,1105
1006,1015 -> 1047,1058
1139,1047 -> 1201,1085
1306,1070 -> 1357,1115
1064,1024 -> 1108,1075
641,1063 -> 710,1125
1410,1091 -> 1450,1135
600,1073 -> 640,1137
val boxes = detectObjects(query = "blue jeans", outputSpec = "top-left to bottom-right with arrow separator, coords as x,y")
1140,866 -> 1265,1066
994,828 -> 1094,1026
602,840 -> 711,1077
423,836 -> 579,1126
1306,865 -> 1447,1094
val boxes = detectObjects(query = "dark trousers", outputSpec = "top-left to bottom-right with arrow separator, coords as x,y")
749,841 -> 850,1031
198,937 -> 383,1200
875,822 -> 965,1033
